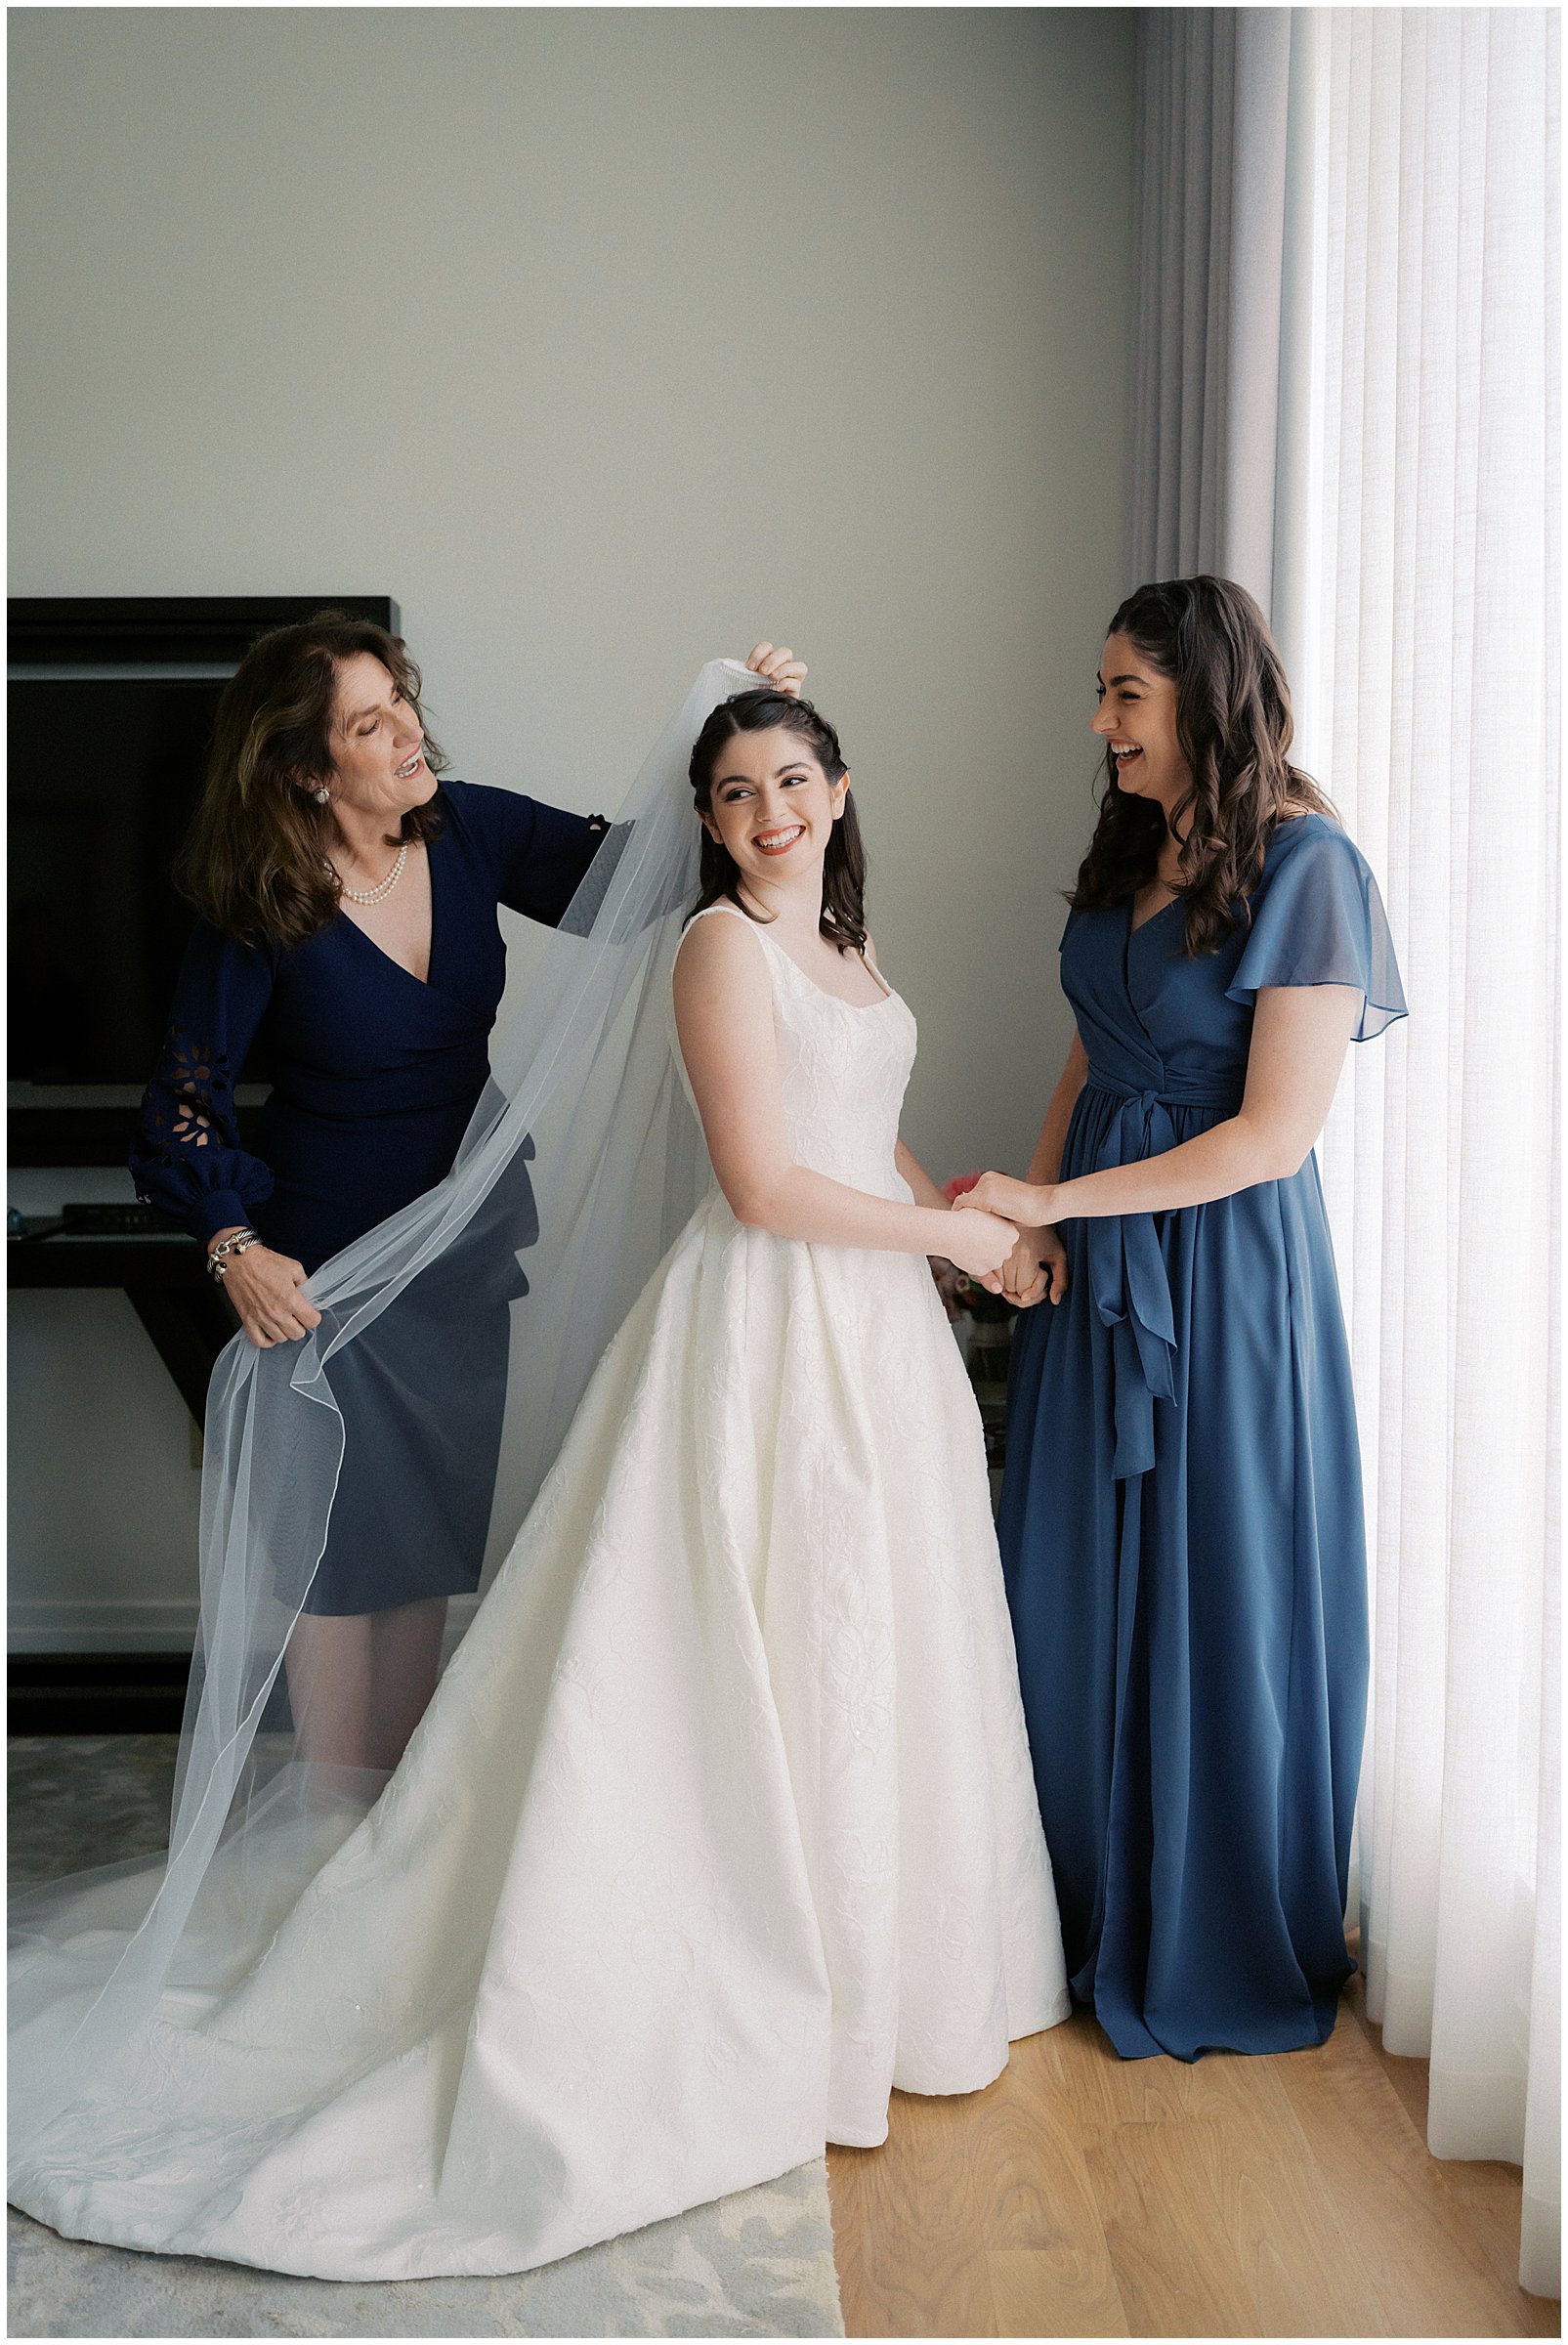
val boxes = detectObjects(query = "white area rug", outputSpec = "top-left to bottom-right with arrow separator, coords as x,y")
7,1736 -> 845,2337
8,2165 -> 843,2338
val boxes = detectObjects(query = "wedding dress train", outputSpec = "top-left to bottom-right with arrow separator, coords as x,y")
9,904 -> 1068,2281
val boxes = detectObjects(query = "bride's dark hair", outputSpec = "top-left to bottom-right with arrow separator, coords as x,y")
1070,575 -> 1335,955
688,688 -> 868,954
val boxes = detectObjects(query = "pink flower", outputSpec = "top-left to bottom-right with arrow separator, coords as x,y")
943,1172 -> 983,1205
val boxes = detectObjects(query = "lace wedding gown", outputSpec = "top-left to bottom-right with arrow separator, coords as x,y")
10,905 -> 1068,2281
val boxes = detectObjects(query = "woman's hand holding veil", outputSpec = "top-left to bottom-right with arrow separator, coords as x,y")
744,643 -> 808,696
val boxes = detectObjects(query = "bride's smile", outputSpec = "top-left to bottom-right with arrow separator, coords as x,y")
699,727 -> 848,890
11,666 -> 1064,2281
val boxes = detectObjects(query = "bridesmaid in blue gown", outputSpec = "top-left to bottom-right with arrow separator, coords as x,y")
963,576 -> 1406,2061
131,611 -> 805,1765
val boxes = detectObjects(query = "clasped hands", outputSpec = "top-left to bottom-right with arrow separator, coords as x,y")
953,1172 -> 1069,1309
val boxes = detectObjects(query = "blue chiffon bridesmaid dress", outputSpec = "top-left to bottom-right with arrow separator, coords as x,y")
998,813 -> 1406,2060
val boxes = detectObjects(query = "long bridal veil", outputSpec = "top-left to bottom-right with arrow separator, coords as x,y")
9,660 -> 751,2147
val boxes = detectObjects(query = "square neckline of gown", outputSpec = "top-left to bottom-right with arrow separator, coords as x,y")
773,933 -> 896,1012
700,902 -> 897,1013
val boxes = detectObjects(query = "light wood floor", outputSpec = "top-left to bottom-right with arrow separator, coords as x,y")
827,1966 -> 1559,2338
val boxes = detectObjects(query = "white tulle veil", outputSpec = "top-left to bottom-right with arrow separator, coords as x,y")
9,659 -> 754,2145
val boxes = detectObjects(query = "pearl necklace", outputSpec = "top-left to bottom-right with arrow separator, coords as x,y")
330,839 -> 410,907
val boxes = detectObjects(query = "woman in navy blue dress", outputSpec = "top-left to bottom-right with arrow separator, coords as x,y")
132,611 -> 805,1764
962,577 -> 1405,2060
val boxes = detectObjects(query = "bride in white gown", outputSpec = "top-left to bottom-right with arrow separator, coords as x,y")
10,678 -> 1068,2281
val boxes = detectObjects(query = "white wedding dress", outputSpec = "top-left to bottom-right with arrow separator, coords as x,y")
10,905 -> 1068,2281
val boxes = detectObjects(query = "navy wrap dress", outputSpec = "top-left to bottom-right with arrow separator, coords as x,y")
998,814 -> 1406,2060
131,780 -> 606,1615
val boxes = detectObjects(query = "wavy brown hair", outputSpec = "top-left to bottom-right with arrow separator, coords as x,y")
1071,576 -> 1335,954
177,612 -> 449,950
687,689 -> 868,955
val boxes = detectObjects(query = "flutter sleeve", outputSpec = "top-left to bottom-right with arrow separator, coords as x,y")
129,921 -> 277,1244
1226,821 -> 1408,1043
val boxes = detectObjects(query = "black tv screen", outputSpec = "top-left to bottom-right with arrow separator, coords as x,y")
9,676 -> 231,1085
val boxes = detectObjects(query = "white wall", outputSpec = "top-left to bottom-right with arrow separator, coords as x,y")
9,6 -> 1136,1634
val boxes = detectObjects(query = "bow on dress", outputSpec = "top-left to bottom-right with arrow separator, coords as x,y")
1078,1076 -> 1243,1479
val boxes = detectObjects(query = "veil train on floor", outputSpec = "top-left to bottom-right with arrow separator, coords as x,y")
8,660 -> 752,2149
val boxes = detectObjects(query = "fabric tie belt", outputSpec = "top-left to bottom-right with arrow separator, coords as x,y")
1078,1074 -> 1244,1480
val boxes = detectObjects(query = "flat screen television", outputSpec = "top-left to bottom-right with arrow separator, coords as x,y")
10,674 -> 231,1084
8,598 -> 398,1121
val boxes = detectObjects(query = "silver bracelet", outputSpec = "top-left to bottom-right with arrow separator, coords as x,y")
207,1227 -> 258,1258
206,1228 -> 260,1281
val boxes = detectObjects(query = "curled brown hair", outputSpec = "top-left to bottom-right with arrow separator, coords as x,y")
178,611 -> 449,950
1071,576 -> 1335,954
687,689 -> 868,955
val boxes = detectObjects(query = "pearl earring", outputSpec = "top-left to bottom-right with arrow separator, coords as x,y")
314,787 -> 331,806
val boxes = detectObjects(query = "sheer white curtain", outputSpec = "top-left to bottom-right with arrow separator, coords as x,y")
1132,7 -> 1560,2296
1303,11 -> 1560,2300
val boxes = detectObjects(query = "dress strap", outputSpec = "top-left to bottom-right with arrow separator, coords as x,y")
683,903 -> 892,1002
858,950 -> 894,1002
676,903 -> 780,995
684,901 -> 764,936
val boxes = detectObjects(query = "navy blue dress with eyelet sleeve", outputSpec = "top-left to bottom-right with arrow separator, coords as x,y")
130,781 -> 607,1616
998,814 -> 1407,2061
